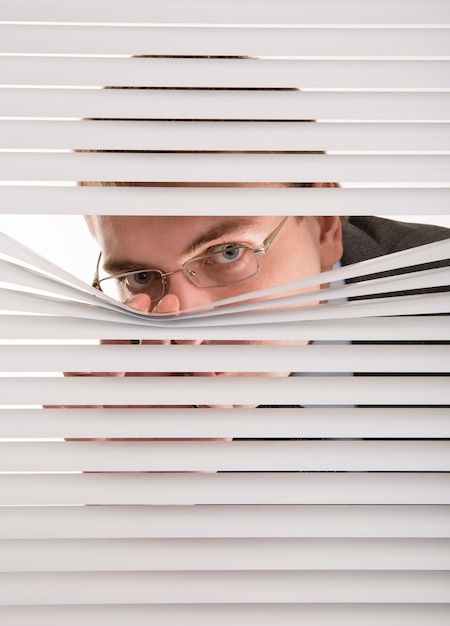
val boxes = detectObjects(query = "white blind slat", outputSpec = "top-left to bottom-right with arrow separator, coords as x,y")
1,315 -> 448,341
2,25 -> 450,57
1,473 -> 449,506
1,375 -> 448,407
3,153 -> 450,183
1,570 -> 449,605
0,604 -> 449,626
3,58 -> 450,89
2,290 -> 447,326
1,344 -> 447,373
0,0 -> 448,619
1,441 -> 449,473
2,407 -> 449,439
1,0 -> 449,24
1,187 -> 449,215
3,121 -> 450,151
2,538 -> 449,572
1,89 -> 448,120
1,505 -> 448,539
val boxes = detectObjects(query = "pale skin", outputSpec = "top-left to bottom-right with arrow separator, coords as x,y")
90,215 -> 343,315
65,215 -> 343,412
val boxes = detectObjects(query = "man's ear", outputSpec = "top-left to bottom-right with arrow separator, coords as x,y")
317,215 -> 343,271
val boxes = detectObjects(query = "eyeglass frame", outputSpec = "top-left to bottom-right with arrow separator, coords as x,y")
92,215 -> 294,303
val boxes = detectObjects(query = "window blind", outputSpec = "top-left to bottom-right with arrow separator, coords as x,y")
0,1 -> 449,624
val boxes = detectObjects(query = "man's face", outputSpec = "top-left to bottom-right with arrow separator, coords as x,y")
91,215 -> 343,313
88,215 -> 343,407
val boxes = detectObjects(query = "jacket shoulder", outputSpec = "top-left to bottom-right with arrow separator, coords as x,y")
342,216 -> 450,266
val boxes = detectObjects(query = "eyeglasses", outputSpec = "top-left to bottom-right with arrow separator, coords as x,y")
92,216 -> 292,304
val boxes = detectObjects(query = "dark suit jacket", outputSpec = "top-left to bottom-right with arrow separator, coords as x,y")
257,217 -> 450,411
338,216 -> 449,412
341,216 -> 450,297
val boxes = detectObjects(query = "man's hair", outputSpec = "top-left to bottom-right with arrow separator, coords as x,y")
84,214 -> 95,235
84,214 -> 348,238
80,181 -> 346,234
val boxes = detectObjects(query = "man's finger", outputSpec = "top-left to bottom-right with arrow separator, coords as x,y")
124,293 -> 152,313
153,293 -> 181,314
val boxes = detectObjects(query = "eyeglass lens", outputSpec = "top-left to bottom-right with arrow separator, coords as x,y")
100,245 -> 259,301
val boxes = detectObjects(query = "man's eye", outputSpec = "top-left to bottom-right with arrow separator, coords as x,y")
125,271 -> 159,289
209,244 -> 245,264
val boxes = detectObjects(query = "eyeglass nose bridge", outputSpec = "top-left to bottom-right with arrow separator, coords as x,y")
158,266 -> 199,298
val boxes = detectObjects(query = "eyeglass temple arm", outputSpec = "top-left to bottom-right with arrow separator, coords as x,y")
256,216 -> 291,255
92,251 -> 103,289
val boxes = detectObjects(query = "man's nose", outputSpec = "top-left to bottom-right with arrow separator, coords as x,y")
156,273 -> 211,345
165,270 -> 213,314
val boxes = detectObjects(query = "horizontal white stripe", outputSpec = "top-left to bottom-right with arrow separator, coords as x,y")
1,343 -> 448,373
1,315 -> 448,341
1,440 -> 449,472
1,570 -> 449,604
1,186 -> 449,214
3,120 -> 450,150
1,26 -> 449,57
1,473 -> 449,506
1,374 -> 449,406
1,505 -> 448,538
1,89 -> 448,120
0,604 -> 448,626
2,287 -> 448,330
2,537 -> 448,572
2,57 -> 450,89
1,407 -> 449,439
0,0 -> 449,25
3,153 -> 450,182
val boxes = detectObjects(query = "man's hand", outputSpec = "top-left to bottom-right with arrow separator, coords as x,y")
54,293 -> 183,408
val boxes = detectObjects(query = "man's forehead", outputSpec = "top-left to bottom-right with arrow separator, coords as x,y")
92,215 -> 271,244
92,215 -> 278,266
94,215 -> 265,230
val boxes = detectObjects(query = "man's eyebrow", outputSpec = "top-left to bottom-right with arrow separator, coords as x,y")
101,259 -> 150,275
182,218 -> 258,257
102,218 -> 260,274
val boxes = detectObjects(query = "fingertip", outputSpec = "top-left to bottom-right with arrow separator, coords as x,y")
153,294 -> 180,314
124,293 -> 151,312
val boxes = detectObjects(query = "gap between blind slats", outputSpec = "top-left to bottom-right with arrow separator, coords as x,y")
3,153 -> 450,182
3,58 -> 450,89
1,505 -> 448,539
0,605 -> 449,626
1,441 -> 449,472
1,187 -> 449,215
1,230 -> 449,288
1,90 -> 448,120
3,121 -> 450,151
1,408 -> 449,439
1,0 -> 449,24
1,25 -> 450,57
0,344 -> 447,372
1,375 -> 449,406
1,570 -> 449,605
3,233 -> 441,314
2,538 -> 449,572
1,474 -> 449,506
